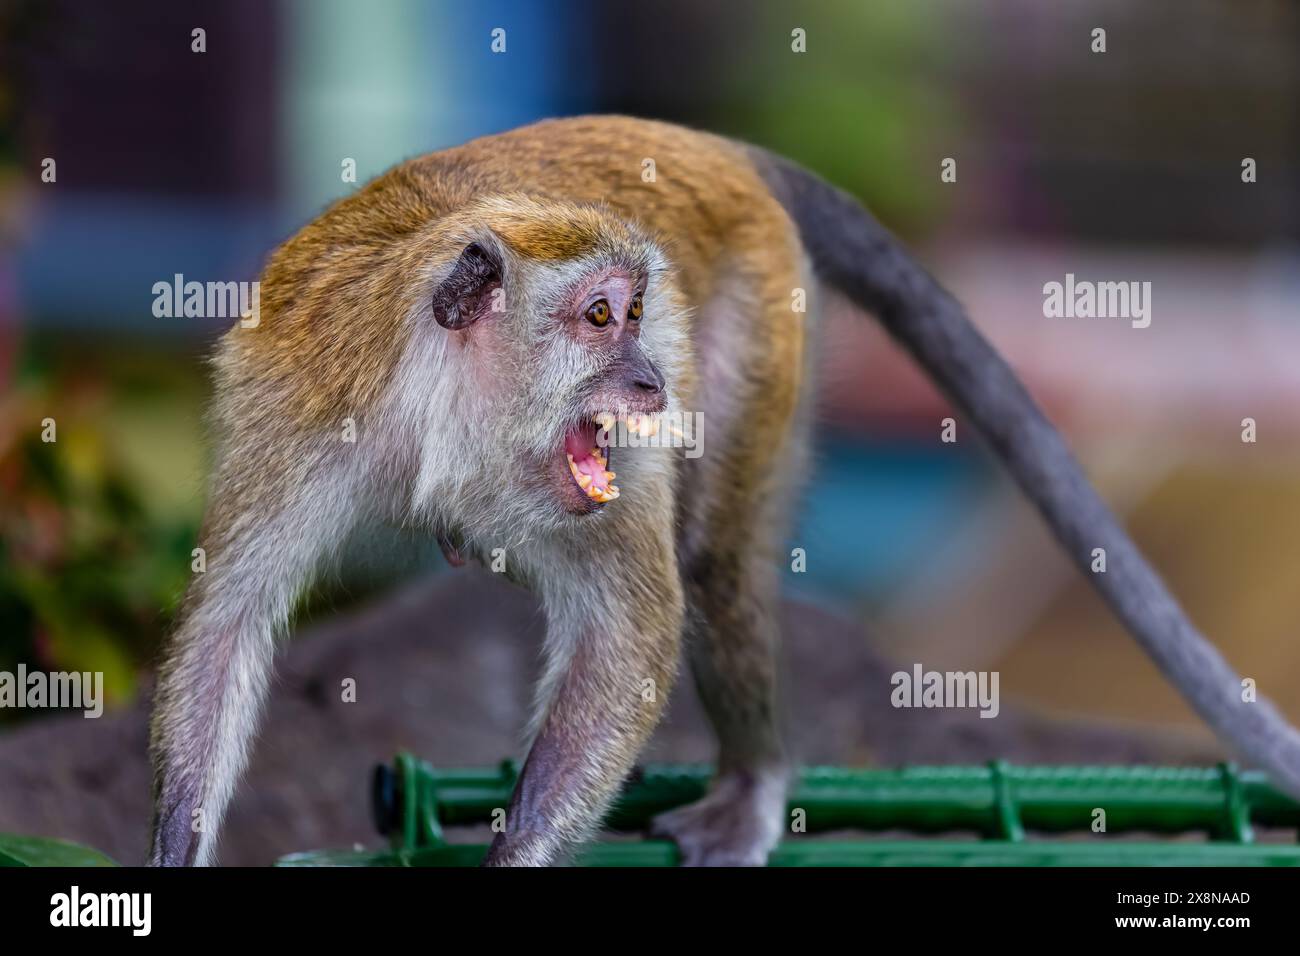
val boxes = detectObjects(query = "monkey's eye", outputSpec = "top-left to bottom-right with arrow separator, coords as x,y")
587,299 -> 611,327
628,293 -> 643,321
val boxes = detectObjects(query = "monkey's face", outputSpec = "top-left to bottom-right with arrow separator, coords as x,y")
540,267 -> 669,515
429,222 -> 676,523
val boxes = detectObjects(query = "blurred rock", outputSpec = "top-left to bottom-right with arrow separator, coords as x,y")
0,568 -> 1221,865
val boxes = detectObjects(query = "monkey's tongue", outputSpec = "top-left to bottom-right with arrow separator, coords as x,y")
564,426 -> 618,503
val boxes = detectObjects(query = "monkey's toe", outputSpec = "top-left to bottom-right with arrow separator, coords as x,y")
649,768 -> 787,867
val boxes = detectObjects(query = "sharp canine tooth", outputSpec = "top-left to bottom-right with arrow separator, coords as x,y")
577,474 -> 592,489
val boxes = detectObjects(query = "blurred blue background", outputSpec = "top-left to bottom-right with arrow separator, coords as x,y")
3,0 -> 1299,735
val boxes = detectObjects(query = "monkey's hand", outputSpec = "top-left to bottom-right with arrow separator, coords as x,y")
649,765 -> 789,866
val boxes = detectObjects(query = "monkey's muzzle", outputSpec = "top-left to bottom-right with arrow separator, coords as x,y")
564,420 -> 618,504
561,413 -> 663,508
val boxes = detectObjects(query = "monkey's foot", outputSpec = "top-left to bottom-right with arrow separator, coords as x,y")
649,766 -> 788,866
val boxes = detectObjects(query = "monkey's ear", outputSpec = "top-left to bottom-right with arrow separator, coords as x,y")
431,241 -> 503,330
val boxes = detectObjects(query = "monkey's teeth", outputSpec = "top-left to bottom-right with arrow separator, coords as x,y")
594,413 -> 616,432
623,413 -> 659,438
567,453 -> 584,483
586,483 -> 618,503
567,438 -> 616,504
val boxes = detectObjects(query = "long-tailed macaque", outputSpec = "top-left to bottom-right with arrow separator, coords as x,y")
149,116 -> 1300,865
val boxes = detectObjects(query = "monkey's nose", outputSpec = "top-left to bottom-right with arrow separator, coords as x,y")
634,366 -> 666,394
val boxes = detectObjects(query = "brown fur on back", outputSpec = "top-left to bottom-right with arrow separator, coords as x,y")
225,116 -> 803,432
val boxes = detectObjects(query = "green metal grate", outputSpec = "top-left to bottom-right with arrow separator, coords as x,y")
275,755 -> 1300,866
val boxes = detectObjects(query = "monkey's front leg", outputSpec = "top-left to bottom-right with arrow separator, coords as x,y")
484,546 -> 683,866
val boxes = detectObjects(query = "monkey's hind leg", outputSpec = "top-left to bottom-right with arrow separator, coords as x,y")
650,538 -> 794,865
651,299 -> 808,866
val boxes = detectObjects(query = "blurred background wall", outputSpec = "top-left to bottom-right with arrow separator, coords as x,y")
2,0 -> 1298,743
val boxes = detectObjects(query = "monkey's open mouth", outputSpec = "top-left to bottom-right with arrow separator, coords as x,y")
560,414 -> 664,510
564,420 -> 619,504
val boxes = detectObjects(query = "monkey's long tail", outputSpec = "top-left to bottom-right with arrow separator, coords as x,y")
753,148 -> 1300,798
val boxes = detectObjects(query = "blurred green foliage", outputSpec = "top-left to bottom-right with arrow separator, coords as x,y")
0,356 -> 200,722
725,1 -> 963,236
